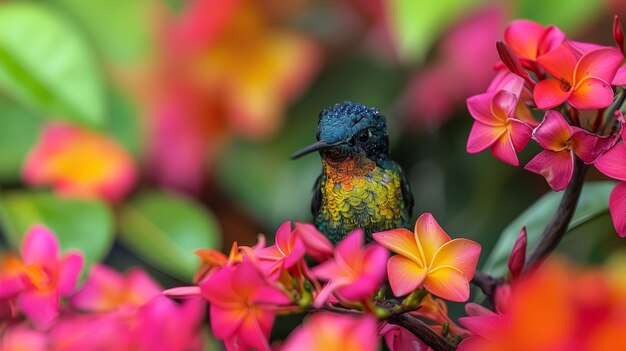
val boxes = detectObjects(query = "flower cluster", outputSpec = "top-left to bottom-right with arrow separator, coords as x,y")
0,226 -> 205,350
165,215 -> 481,350
466,18 -> 626,236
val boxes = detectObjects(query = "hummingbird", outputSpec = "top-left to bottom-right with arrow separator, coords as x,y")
291,101 -> 414,243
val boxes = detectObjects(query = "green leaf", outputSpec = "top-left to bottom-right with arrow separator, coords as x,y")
0,190 -> 114,273
481,181 -> 616,278
118,191 -> 221,281
516,0 -> 604,35
388,0 -> 485,62
49,0 -> 153,64
0,2 -> 104,127
0,100 -> 41,181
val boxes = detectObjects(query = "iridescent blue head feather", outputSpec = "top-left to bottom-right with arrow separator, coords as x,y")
290,101 -> 389,162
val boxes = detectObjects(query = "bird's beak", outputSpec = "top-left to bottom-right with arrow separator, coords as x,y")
290,140 -> 336,159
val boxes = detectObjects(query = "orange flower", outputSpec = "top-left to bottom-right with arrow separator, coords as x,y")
373,213 -> 481,301
23,123 -> 137,203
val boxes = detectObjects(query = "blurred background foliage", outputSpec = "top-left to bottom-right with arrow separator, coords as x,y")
1,0 -> 626,322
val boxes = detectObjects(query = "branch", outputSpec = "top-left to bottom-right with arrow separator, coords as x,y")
471,271 -> 503,306
524,157 -> 587,271
387,313 -> 456,351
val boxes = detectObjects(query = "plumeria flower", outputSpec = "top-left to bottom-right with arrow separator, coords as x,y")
5,225 -> 83,327
594,128 -> 626,237
71,264 -> 162,312
255,221 -> 306,280
200,260 -> 291,351
466,72 -> 533,166
378,323 -> 430,351
282,312 -> 379,351
312,229 -> 388,307
525,110 -> 611,191
504,19 -> 564,65
373,213 -> 481,302
457,301 -> 511,351
533,43 -> 623,109
293,222 -> 333,262
23,123 -> 137,203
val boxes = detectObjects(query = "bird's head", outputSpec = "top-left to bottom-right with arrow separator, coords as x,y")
290,102 -> 389,162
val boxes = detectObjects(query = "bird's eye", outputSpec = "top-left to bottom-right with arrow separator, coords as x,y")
358,131 -> 370,143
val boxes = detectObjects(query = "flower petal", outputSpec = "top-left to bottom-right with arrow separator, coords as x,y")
335,229 -> 365,269
536,43 -> 577,82
487,71 -> 525,95
372,229 -> 422,263
252,285 -> 291,305
609,182 -> 626,237
532,110 -> 572,151
210,304 -> 247,340
294,222 -> 333,262
414,213 -> 451,266
595,143 -> 626,181
612,64 -> 626,86
58,251 -> 83,296
339,244 -> 388,301
574,47 -> 623,83
571,128 -> 614,164
274,221 -> 292,254
18,290 -> 60,327
21,225 -> 59,266
458,314 -> 511,339
491,90 -> 518,119
504,20 -> 546,61
533,78 -> 572,109
524,150 -> 574,191
570,77 -> 615,110
490,132 -> 519,166
430,239 -> 481,280
467,121 -> 504,154
467,92 -> 502,126
386,255 -> 426,297
508,118 -> 533,152
424,266 -> 470,302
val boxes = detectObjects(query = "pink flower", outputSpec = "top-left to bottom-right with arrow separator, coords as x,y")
200,261 -> 291,351
293,222 -> 333,262
136,296 -> 206,351
533,44 -> 623,109
312,229 -> 388,307
0,324 -> 48,351
457,303 -> 511,351
594,132 -> 626,237
466,72 -> 533,166
373,213 -> 481,302
255,221 -> 306,280
379,323 -> 430,351
7,225 -> 83,327
504,20 -> 564,64
71,264 -> 162,312
23,123 -> 137,203
508,227 -> 527,279
525,110 -> 610,191
282,312 -> 379,351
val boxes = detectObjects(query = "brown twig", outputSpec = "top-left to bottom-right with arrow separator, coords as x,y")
471,271 -> 504,306
387,313 -> 456,351
524,157 -> 587,271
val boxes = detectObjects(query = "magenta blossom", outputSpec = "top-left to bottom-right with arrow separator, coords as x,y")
200,260 -> 291,351
71,264 -> 162,312
595,128 -> 626,237
504,19 -> 564,65
525,110 -> 611,191
312,229 -> 388,307
466,72 -> 533,166
255,221 -> 307,280
6,225 -> 83,327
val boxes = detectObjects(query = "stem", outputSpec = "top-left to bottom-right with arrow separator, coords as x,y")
524,157 -> 588,271
471,271 -> 504,306
387,313 -> 455,351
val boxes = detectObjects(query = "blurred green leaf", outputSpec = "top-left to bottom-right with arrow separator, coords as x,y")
0,100 -> 41,181
49,0 -> 153,63
118,191 -> 221,281
0,2 -> 104,127
516,0 -> 604,35
388,0 -> 485,62
107,89 -> 142,157
482,181 -> 616,278
0,190 -> 114,273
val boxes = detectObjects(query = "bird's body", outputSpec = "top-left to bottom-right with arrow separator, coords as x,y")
291,102 -> 413,243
